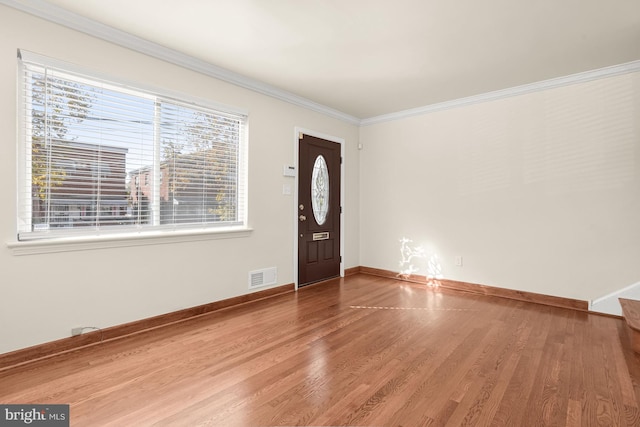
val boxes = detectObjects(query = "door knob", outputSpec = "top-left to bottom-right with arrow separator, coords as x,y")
299,214 -> 307,221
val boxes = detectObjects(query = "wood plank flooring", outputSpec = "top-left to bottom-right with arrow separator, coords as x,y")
1,274 -> 640,426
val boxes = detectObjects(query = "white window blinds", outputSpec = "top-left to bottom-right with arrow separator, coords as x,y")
17,50 -> 247,241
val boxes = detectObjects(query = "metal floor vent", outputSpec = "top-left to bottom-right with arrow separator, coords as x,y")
249,267 -> 277,289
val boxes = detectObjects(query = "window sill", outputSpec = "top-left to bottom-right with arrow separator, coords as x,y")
6,227 -> 253,256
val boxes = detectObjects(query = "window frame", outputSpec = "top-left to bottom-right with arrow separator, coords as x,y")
12,50 -> 251,254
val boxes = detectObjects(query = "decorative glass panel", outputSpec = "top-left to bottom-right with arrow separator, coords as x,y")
311,155 -> 329,225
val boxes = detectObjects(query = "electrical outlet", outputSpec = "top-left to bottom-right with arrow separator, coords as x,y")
71,327 -> 83,336
455,256 -> 463,267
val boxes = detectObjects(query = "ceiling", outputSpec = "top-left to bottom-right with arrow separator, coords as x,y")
10,0 -> 640,120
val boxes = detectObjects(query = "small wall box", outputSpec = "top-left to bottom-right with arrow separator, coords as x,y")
283,165 -> 296,177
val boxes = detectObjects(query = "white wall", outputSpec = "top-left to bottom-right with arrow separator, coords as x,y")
360,72 -> 640,303
2,5 -> 638,356
0,6 -> 360,354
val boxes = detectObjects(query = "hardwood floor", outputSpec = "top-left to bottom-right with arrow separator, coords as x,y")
2,274 -> 640,426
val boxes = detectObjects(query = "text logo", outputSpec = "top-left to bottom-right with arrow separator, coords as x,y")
0,405 -> 69,427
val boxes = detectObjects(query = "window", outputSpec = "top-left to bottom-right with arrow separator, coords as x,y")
17,51 -> 247,241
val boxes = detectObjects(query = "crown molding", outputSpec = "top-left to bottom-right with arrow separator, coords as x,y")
3,0 -> 638,128
0,0 -> 361,126
361,60 -> 640,126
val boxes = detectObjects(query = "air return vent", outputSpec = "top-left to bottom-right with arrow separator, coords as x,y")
248,267 -> 277,289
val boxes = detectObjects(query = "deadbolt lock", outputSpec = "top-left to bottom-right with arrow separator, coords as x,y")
299,204 -> 304,210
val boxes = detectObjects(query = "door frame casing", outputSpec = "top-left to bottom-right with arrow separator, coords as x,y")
293,127 -> 345,290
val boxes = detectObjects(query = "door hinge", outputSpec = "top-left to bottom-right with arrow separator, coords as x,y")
340,156 -> 343,164
340,206 -> 342,214
340,256 -> 342,262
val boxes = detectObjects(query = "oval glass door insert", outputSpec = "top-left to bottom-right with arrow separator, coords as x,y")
311,154 -> 329,225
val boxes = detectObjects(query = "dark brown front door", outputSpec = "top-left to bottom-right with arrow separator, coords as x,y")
298,134 -> 341,287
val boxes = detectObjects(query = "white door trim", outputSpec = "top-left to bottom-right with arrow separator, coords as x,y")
293,127 -> 345,290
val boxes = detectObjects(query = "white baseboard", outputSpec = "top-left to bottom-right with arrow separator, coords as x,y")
590,282 -> 640,316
